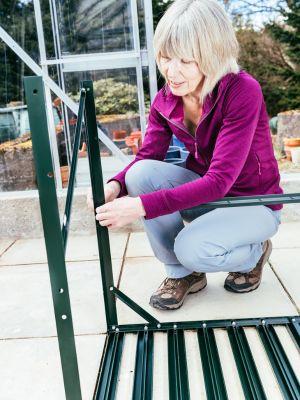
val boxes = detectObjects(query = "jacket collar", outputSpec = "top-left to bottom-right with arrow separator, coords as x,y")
153,71 -> 238,119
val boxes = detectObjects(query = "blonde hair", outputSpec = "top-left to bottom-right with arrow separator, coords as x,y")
153,0 -> 240,105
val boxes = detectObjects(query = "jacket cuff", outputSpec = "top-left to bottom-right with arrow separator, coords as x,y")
139,190 -> 171,220
106,177 -> 128,198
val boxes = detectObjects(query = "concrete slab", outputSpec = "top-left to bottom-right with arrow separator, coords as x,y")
0,233 -> 128,266
126,232 -> 154,258
0,259 -> 122,339
272,222 -> 300,249
117,257 -> 297,325
269,248 -> 300,310
0,334 -> 106,400
0,239 -> 14,256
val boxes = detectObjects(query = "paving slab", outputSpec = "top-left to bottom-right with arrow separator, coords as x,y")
117,257 -> 297,325
0,334 -> 106,400
0,239 -> 14,256
0,233 -> 128,266
270,248 -> 300,310
126,231 -> 154,258
272,222 -> 300,249
0,259 -> 122,339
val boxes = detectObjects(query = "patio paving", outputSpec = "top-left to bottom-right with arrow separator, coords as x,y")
0,223 -> 299,399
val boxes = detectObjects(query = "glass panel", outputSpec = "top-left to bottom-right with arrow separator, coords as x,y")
64,68 -> 147,184
0,0 -> 39,63
55,0 -> 134,55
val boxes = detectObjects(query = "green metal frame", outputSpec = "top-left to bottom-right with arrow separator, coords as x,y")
24,77 -> 300,400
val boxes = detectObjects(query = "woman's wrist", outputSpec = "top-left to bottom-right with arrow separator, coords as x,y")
108,180 -> 121,194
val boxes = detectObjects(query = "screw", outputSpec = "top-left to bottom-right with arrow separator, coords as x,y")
262,320 -> 266,325
144,326 -> 148,331
157,323 -> 161,329
173,324 -> 177,329
291,318 -> 296,322
232,321 -> 236,327
115,328 -> 119,332
202,323 -> 207,328
112,325 -> 116,330
81,88 -> 86,93
110,287 -> 113,291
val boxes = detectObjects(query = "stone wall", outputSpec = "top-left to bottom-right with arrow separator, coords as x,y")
1,177 -> 300,238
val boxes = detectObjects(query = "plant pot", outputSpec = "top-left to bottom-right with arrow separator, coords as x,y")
283,137 -> 300,147
180,147 -> 189,160
291,147 -> 300,165
125,136 -> 138,155
112,129 -> 127,140
166,146 -> 181,159
164,157 -> 186,168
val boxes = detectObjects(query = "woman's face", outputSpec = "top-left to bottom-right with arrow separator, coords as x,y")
160,54 -> 204,96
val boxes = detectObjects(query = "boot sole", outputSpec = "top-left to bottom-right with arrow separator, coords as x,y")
150,278 -> 207,310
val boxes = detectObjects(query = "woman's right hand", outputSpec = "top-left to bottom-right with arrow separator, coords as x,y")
86,180 -> 121,211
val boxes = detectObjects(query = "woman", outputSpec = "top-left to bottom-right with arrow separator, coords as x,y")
87,0 -> 283,310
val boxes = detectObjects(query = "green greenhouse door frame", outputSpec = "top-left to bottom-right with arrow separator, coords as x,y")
24,76 -> 300,400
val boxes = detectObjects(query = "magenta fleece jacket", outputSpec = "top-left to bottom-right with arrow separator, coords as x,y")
107,69 -> 283,220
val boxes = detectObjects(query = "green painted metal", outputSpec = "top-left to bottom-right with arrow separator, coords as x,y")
26,77 -> 300,400
227,326 -> 266,399
62,90 -> 86,250
168,329 -> 190,400
83,80 -> 118,329
132,330 -> 154,400
257,324 -> 300,399
24,76 -> 82,400
111,286 -> 160,325
198,327 -> 228,399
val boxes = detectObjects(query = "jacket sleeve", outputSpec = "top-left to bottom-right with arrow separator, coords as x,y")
139,77 -> 263,219
106,97 -> 173,197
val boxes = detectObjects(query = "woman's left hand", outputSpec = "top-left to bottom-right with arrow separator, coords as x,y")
95,196 -> 146,229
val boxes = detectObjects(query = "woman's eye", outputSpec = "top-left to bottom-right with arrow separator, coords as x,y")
181,59 -> 193,64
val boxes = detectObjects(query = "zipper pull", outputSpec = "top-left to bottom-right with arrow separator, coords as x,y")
194,141 -> 198,159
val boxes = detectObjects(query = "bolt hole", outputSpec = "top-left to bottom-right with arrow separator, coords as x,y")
47,172 -> 54,178
33,89 -> 38,94
59,288 -> 64,294
62,315 -> 67,320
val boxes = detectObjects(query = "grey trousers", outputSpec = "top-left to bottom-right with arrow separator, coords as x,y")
125,159 -> 282,278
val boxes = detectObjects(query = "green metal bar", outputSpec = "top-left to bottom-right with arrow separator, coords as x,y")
227,326 -> 266,399
83,80 -> 118,328
24,76 -> 82,400
94,332 -> 125,400
62,89 -> 86,250
257,324 -> 300,399
111,286 -> 160,325
168,329 -> 190,400
108,316 -> 300,334
187,193 -> 300,211
132,330 -> 154,400
288,318 -> 300,349
197,327 -> 228,400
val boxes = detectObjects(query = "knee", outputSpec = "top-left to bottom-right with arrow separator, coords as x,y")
174,231 -> 229,270
125,160 -> 155,196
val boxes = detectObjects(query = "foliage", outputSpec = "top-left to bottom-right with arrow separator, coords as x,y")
70,78 -> 150,116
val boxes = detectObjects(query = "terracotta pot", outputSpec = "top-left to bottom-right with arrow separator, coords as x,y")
60,166 -> 69,188
112,129 -> 127,140
125,136 -> 138,154
283,138 -> 300,147
129,131 -> 142,148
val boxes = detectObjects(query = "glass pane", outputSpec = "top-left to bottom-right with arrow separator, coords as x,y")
64,68 -> 146,184
0,0 -> 39,63
55,0 -> 134,55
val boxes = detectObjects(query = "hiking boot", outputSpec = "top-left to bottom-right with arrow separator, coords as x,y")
224,239 -> 272,293
149,272 -> 207,310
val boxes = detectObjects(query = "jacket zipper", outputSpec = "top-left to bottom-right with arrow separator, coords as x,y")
155,92 -> 222,165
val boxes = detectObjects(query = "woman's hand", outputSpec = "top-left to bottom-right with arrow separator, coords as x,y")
86,180 -> 121,211
95,196 -> 146,229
